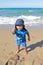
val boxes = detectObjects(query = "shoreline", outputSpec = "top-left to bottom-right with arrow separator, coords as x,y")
0,24 -> 43,30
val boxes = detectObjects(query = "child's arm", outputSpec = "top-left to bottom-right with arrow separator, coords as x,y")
27,33 -> 30,41
25,29 -> 30,41
12,28 -> 16,34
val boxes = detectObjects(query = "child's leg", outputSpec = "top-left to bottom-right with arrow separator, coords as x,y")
17,46 -> 20,53
22,42 -> 28,54
24,47 -> 28,54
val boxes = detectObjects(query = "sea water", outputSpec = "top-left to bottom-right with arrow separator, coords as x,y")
0,8 -> 43,29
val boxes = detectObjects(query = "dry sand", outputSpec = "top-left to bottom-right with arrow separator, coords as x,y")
0,29 -> 43,65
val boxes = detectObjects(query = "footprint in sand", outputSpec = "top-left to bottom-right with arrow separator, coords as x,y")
5,54 -> 25,65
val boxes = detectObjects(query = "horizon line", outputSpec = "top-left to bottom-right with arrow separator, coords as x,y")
0,7 -> 43,8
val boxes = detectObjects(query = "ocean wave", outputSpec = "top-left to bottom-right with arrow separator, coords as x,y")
0,15 -> 43,26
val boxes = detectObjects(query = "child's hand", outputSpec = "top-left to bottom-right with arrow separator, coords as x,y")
12,28 -> 16,35
12,32 -> 15,35
28,37 -> 30,41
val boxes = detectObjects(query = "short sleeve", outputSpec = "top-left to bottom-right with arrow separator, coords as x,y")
25,30 -> 29,34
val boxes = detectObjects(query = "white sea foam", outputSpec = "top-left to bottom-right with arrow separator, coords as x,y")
0,15 -> 43,26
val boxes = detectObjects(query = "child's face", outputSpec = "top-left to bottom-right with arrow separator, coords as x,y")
16,25 -> 23,30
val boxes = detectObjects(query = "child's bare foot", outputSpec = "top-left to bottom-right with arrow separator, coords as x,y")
24,47 -> 28,55
26,51 -> 28,54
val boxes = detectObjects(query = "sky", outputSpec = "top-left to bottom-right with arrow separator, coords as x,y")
0,0 -> 43,8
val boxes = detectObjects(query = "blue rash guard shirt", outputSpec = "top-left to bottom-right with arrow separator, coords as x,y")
15,29 -> 29,47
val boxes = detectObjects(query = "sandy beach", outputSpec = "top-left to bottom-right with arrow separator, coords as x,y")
0,28 -> 43,65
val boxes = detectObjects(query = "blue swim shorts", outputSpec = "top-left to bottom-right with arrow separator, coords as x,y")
16,40 -> 27,48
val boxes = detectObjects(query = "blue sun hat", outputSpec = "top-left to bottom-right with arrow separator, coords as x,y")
15,19 -> 24,25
